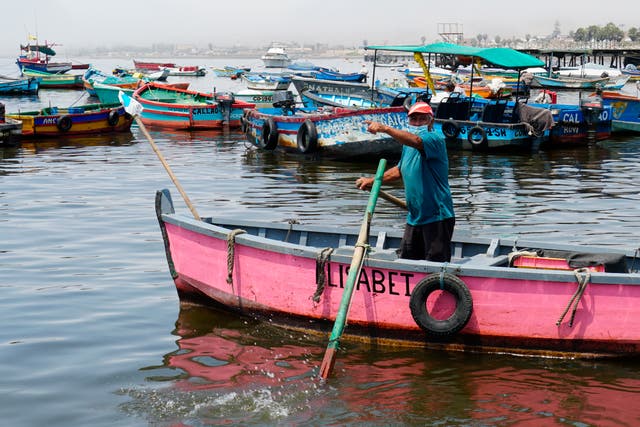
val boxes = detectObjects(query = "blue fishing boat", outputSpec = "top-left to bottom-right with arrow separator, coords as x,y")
242,91 -> 408,160
241,72 -> 292,91
544,99 -> 612,144
300,86 -> 429,110
312,69 -> 367,83
600,90 -> 640,133
0,76 -> 39,94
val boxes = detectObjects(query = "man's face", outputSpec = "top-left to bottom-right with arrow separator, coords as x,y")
408,113 -> 433,127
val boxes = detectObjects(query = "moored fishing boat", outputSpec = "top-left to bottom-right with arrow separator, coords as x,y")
241,72 -> 292,91
6,103 -> 133,137
132,59 -> 175,71
16,40 -> 72,74
21,68 -> 84,89
0,75 -> 39,94
92,81 -> 190,105
82,67 -> 140,97
531,75 -> 609,90
600,90 -> 640,133
1,103 -> 22,146
243,92 -> 408,159
129,82 -> 255,130
312,69 -> 367,83
232,89 -> 277,108
155,188 -> 640,358
164,65 -> 207,77
367,42 -> 552,151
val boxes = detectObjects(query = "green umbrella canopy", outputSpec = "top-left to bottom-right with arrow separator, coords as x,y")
20,44 -> 57,56
365,42 -> 544,69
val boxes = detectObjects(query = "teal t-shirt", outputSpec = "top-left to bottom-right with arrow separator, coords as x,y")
397,128 -> 454,226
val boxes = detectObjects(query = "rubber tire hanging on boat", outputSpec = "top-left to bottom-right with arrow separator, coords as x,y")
409,273 -> 473,338
56,115 -> 72,132
107,110 -> 120,126
441,120 -> 460,139
296,119 -> 318,153
260,117 -> 278,150
467,125 -> 488,149
402,96 -> 413,111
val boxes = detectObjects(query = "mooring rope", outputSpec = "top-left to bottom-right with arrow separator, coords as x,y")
284,218 -> 300,243
556,267 -> 592,327
226,229 -> 246,287
312,247 -> 334,303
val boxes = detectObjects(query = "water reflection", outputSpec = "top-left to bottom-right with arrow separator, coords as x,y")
127,302 -> 640,426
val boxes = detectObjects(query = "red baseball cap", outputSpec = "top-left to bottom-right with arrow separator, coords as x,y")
407,102 -> 433,117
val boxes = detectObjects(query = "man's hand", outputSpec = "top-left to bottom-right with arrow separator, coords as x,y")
364,120 -> 386,135
355,176 -> 374,190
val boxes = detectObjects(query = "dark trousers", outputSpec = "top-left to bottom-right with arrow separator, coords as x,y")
399,217 -> 455,262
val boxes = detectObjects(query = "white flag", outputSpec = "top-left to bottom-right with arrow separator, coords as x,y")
118,91 -> 143,117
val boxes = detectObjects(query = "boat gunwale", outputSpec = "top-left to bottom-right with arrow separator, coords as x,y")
159,205 -> 640,286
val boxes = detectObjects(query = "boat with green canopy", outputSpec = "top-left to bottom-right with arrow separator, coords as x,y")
365,42 -> 554,151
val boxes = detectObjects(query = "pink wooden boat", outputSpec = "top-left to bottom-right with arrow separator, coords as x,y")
156,189 -> 640,358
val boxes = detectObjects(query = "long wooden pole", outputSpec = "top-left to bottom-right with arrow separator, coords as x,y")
318,158 -> 387,379
378,189 -> 407,210
134,116 -> 201,221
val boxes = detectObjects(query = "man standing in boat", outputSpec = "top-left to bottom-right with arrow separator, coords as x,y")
355,102 -> 455,262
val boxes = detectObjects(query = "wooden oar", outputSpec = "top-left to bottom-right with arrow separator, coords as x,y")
378,189 -> 407,210
119,91 -> 201,221
319,158 -> 387,379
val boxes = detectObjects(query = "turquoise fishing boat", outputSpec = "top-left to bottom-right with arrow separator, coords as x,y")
130,82 -> 255,130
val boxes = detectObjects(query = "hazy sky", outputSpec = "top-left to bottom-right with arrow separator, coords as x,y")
2,0 -> 638,56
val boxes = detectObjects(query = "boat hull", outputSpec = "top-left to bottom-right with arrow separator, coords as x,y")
243,106 -> 407,159
156,189 -> 640,357
0,77 -> 39,94
601,91 -> 640,133
7,104 -> 133,137
134,83 -> 255,130
0,117 -> 22,146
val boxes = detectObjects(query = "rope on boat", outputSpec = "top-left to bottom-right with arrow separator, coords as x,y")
438,262 -> 449,290
312,247 -> 334,303
631,248 -> 639,273
284,219 -> 300,243
556,267 -> 592,327
226,229 -> 246,287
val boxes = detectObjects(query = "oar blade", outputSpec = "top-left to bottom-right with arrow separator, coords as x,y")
319,343 -> 338,379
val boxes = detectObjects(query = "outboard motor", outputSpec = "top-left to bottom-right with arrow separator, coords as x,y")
215,93 -> 235,124
580,97 -> 603,143
0,102 -> 5,123
272,91 -> 295,115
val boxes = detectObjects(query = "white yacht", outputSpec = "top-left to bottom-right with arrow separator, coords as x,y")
261,45 -> 291,68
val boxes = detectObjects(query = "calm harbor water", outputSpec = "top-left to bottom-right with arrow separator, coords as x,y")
2,57 -> 640,426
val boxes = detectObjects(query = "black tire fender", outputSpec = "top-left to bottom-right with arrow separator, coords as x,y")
409,273 -> 473,337
56,115 -> 72,132
402,96 -> 413,111
107,109 -> 120,126
260,117 -> 278,150
296,119 -> 318,153
467,125 -> 488,148
441,119 -> 460,139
